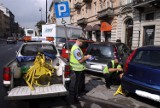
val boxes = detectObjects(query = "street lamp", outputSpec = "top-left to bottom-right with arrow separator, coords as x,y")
39,8 -> 42,20
46,0 -> 47,23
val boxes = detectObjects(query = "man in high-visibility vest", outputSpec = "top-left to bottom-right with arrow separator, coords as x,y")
70,37 -> 91,102
103,58 -> 123,89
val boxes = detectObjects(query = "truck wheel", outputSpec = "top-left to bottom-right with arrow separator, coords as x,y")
65,81 -> 71,91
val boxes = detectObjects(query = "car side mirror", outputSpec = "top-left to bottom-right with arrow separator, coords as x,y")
16,50 -> 18,55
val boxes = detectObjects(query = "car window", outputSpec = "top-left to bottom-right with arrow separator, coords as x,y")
8,37 -> 14,39
21,44 -> 57,56
58,38 -> 66,43
81,42 -> 94,49
132,50 -> 160,67
116,43 -> 130,56
64,41 -> 75,49
87,44 -> 114,59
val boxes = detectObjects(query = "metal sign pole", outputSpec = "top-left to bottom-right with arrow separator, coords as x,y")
61,18 -> 70,61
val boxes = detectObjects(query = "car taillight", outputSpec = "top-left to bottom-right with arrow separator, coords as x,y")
3,67 -> 11,81
125,49 -> 137,72
64,65 -> 70,78
23,36 -> 31,41
46,37 -> 54,41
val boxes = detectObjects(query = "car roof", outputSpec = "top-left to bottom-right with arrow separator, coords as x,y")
90,42 -> 123,46
22,42 -> 54,45
138,45 -> 160,50
68,39 -> 94,42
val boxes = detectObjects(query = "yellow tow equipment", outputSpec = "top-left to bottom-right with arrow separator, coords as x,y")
24,52 -> 56,90
113,85 -> 123,96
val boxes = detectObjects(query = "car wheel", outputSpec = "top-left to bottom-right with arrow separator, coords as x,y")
122,88 -> 130,97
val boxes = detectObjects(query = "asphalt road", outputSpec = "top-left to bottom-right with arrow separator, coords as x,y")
0,41 -> 22,108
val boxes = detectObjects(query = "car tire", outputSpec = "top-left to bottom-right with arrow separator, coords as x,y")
122,88 -> 130,97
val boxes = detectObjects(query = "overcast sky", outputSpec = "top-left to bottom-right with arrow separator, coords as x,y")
0,0 -> 52,29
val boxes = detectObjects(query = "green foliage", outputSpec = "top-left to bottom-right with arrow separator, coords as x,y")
35,20 -> 46,30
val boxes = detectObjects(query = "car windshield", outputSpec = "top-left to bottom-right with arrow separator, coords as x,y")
21,44 -> 57,56
87,44 -> 114,59
132,50 -> 160,67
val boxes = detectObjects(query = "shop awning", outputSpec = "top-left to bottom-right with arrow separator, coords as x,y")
85,25 -> 92,31
100,22 -> 112,31
92,24 -> 100,31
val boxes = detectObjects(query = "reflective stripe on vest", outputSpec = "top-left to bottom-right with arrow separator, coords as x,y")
69,45 -> 85,71
103,60 -> 121,74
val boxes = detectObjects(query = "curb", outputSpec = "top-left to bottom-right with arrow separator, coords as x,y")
82,95 -> 129,108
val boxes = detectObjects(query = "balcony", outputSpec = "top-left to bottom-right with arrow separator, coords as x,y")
83,0 -> 92,3
133,0 -> 160,9
77,18 -> 87,25
74,2 -> 82,10
97,7 -> 114,19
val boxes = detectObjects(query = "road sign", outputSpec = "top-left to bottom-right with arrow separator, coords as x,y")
54,1 -> 70,18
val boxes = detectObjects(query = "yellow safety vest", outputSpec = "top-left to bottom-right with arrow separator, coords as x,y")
69,45 -> 85,71
103,60 -> 122,74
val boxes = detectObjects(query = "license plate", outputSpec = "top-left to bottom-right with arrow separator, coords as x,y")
135,90 -> 160,102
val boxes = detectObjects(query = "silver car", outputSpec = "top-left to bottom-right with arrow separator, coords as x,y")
85,42 -> 130,73
7,37 -> 17,44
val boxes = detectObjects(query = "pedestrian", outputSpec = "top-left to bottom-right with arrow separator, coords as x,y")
103,58 -> 123,89
69,37 -> 91,102
116,39 -> 121,43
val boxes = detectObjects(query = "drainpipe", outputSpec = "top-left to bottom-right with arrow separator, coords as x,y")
138,11 -> 142,48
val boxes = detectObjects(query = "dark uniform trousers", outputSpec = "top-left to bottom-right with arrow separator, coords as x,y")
74,70 -> 85,97
104,72 -> 122,88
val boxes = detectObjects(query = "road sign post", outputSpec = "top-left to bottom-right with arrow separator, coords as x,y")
54,1 -> 70,60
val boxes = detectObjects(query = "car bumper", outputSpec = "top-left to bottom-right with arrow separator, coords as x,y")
86,68 -> 103,73
122,76 -> 160,102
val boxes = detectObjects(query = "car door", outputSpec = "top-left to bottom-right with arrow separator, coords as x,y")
128,50 -> 160,86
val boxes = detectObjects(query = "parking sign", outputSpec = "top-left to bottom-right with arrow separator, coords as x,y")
54,1 -> 70,18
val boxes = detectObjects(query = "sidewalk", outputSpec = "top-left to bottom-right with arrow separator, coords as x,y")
84,73 -> 157,108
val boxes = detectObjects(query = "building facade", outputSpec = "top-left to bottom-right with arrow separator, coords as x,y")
48,0 -> 160,50
48,0 -> 56,24
0,5 -> 19,38
132,0 -> 160,49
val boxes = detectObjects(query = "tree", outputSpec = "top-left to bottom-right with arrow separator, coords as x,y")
35,20 -> 46,35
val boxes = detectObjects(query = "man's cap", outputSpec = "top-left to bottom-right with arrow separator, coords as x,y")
77,37 -> 86,42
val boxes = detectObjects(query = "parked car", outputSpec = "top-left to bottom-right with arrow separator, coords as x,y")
18,36 -> 24,41
56,37 -> 67,51
61,39 -> 94,60
122,46 -> 160,102
85,42 -> 130,73
7,37 -> 17,44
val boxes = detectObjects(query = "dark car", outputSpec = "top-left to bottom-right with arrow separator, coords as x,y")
122,46 -> 160,102
7,37 -> 17,44
61,39 -> 94,60
85,42 -> 130,73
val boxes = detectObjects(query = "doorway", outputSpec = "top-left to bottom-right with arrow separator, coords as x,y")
143,26 -> 155,46
125,19 -> 133,49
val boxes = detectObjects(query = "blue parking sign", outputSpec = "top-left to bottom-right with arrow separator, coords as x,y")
54,1 -> 70,18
